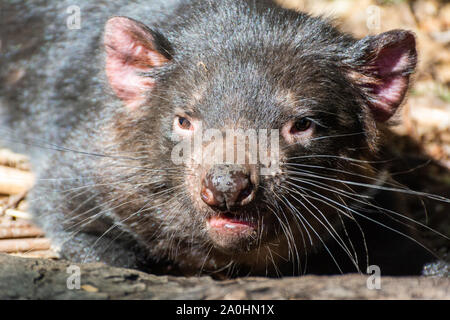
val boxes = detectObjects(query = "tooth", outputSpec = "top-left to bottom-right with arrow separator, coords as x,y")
225,224 -> 236,229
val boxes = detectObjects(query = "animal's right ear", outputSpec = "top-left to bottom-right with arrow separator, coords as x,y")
345,30 -> 417,122
104,16 -> 172,110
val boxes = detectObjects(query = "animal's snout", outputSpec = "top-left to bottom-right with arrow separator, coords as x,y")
201,165 -> 257,210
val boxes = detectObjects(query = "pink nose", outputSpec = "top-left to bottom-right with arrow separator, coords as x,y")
201,165 -> 256,210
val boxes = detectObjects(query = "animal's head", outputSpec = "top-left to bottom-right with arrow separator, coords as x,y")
102,2 -> 416,275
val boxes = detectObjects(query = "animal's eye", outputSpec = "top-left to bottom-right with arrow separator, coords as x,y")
178,117 -> 192,130
290,118 -> 312,134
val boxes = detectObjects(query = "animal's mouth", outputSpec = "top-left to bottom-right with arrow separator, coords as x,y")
206,211 -> 259,253
208,212 -> 257,233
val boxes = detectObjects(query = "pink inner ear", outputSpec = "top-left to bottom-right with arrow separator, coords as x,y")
374,45 -> 411,77
104,17 -> 169,110
365,33 -> 416,122
369,76 -> 407,122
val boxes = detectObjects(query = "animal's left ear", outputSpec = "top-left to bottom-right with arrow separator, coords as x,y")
346,30 -> 417,122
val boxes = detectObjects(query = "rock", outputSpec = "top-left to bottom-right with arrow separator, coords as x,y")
0,254 -> 448,299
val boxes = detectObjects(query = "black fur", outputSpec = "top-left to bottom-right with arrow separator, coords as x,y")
0,0 -> 442,277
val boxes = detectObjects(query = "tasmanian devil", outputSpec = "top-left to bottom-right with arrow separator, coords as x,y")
0,0 -> 448,277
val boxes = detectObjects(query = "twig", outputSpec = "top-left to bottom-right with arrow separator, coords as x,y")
0,217 -> 33,228
1,208 -> 32,220
0,191 -> 28,216
0,238 -> 51,253
0,165 -> 34,195
0,226 -> 44,239
0,149 -> 30,171
10,250 -> 59,259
